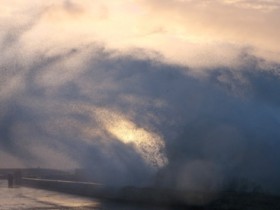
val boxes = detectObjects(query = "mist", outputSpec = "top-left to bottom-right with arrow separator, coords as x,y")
1,0 -> 280,194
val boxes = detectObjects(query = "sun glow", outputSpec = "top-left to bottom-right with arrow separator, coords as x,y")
95,108 -> 168,168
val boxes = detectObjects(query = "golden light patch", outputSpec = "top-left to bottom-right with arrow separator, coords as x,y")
95,108 -> 168,168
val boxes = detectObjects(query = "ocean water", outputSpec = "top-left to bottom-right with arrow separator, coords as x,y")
0,180 -> 170,210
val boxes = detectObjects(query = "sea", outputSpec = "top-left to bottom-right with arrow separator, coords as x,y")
0,180 -> 171,210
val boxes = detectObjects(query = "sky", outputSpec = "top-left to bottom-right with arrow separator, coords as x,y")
0,0 -> 280,193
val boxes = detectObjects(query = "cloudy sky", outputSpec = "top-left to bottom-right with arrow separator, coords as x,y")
1,0 -> 280,192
